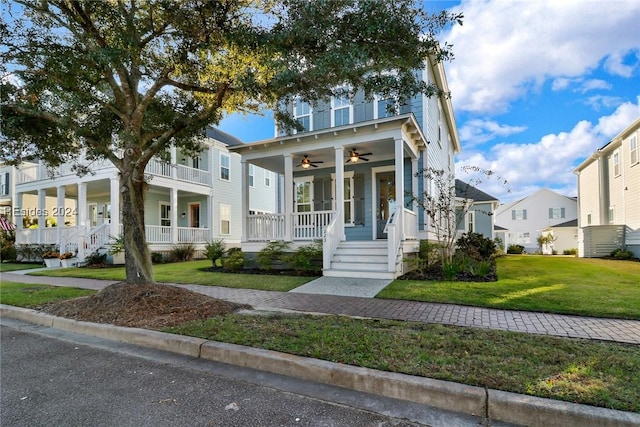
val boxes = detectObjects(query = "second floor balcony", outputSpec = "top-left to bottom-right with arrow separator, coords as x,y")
16,156 -> 211,187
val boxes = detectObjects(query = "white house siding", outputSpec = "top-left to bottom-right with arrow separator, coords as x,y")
248,166 -> 278,214
495,188 -> 578,252
210,145 -> 242,243
621,126 -> 640,230
577,159 -> 603,227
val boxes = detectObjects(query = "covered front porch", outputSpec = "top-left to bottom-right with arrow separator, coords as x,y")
231,114 -> 425,279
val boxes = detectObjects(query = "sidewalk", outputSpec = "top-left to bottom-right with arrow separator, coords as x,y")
3,271 -> 639,344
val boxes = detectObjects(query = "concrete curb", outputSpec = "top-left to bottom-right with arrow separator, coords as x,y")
2,304 -> 639,427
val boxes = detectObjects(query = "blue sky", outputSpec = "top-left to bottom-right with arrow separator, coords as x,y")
219,0 -> 640,203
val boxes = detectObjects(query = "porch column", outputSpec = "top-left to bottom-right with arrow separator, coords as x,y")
37,188 -> 46,243
15,192 -> 23,231
411,156 -> 419,216
109,176 -> 120,238
283,154 -> 293,241
77,182 -> 87,260
56,185 -> 65,248
334,146 -> 345,240
170,145 -> 177,180
240,160 -> 249,242
170,187 -> 178,243
394,138 -> 405,237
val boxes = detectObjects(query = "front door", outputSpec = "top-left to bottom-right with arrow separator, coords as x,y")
375,172 -> 395,239
189,203 -> 200,228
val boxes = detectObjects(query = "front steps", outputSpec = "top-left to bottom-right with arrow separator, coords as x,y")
323,240 -> 401,280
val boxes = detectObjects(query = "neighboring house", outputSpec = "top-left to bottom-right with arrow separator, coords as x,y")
455,179 -> 499,240
11,128 -> 276,261
540,219 -> 579,255
230,57 -> 461,279
494,188 -> 578,253
574,117 -> 640,257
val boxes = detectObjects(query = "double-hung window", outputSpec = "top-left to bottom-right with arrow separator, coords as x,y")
295,177 -> 313,213
220,153 -> 230,181
220,204 -> 230,235
333,93 -> 351,127
331,172 -> 355,225
549,207 -> 565,219
249,164 -> 255,187
630,136 -> 638,166
160,203 -> 171,227
294,99 -> 311,132
613,150 -> 620,177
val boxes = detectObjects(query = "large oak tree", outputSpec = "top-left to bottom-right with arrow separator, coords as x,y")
1,0 -> 461,284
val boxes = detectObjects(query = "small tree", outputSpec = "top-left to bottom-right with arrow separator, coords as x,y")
537,233 -> 557,254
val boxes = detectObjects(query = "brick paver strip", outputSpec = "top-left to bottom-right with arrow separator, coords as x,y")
2,273 -> 639,345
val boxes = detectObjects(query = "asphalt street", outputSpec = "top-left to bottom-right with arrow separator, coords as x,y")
0,320 -> 482,427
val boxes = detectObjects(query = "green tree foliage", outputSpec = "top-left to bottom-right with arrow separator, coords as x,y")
1,0 -> 461,284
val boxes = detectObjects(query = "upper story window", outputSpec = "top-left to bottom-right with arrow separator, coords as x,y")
0,172 -> 9,196
332,93 -> 351,127
249,164 -> 255,187
612,150 -> 620,177
512,209 -> 527,220
192,156 -> 200,169
377,98 -> 396,118
294,99 -> 311,132
630,135 -> 638,166
549,207 -> 565,219
587,213 -> 592,225
220,153 -> 230,181
264,171 -> 271,187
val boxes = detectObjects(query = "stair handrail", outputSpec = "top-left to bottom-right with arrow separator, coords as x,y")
322,211 -> 341,270
386,207 -> 402,273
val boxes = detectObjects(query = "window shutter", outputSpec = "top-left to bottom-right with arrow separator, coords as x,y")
523,209 -> 527,220
512,210 -> 516,220
561,208 -> 565,219
549,208 -> 553,219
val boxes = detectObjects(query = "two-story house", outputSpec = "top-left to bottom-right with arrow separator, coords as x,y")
455,180 -> 499,240
10,128 -> 276,262
230,57 -> 461,279
494,188 -> 578,253
574,117 -> 640,257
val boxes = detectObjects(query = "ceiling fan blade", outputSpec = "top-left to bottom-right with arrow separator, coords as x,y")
360,157 -> 370,161
313,160 -> 324,164
345,158 -> 351,163
311,163 -> 318,167
359,152 -> 373,156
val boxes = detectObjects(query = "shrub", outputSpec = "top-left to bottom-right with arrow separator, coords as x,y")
151,252 -> 164,264
284,241 -> 322,273
223,249 -> 244,271
85,251 -> 107,266
418,240 -> 444,265
563,248 -> 578,255
256,240 -> 290,270
610,248 -> 635,260
507,244 -> 525,254
170,242 -> 196,262
204,239 -> 226,267
59,252 -> 74,260
1,244 -> 17,262
456,232 -> 497,261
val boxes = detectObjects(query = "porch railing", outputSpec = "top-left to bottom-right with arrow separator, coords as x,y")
323,212 -> 341,270
247,214 -> 285,241
177,165 -> 211,185
177,227 -> 210,243
293,210 -> 334,240
146,225 -> 172,243
85,223 -> 111,255
386,207 -> 402,273
145,158 -> 172,178
403,208 -> 417,240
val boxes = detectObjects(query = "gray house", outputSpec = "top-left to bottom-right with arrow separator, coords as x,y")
455,179 -> 499,240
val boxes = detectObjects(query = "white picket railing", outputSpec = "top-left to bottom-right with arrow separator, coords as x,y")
292,210 -> 335,240
144,158 -> 172,178
386,208 -> 402,273
177,227 -> 210,243
146,225 -> 172,243
16,165 -> 39,184
403,208 -> 417,240
247,214 -> 286,241
322,212 -> 341,270
177,165 -> 211,185
85,223 -> 111,255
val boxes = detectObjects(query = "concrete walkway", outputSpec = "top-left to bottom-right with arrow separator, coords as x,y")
2,271 -> 639,344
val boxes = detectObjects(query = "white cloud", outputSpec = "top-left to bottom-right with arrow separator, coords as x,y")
604,50 -> 640,77
459,119 -> 527,146
443,0 -> 640,114
577,79 -> 611,94
456,101 -> 640,202
584,95 -> 625,110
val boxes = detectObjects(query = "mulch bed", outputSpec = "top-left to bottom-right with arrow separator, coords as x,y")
40,282 -> 251,329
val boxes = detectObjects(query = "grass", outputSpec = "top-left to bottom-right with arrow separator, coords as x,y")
2,280 -> 638,413
0,282 -> 95,307
379,255 -> 640,319
0,262 -> 44,273
164,313 -> 640,413
28,260 -> 312,292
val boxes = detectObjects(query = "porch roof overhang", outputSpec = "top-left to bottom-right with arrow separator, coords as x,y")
229,113 -> 427,174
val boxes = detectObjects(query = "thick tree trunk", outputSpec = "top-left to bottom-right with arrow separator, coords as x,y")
121,172 -> 154,284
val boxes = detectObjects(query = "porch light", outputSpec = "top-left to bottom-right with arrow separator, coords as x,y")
349,152 -> 359,163
181,212 -> 186,218
301,162 -> 311,169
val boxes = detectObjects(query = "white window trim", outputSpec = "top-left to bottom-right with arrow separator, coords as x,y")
293,98 -> 312,133
612,150 -> 621,177
220,203 -> 231,235
219,153 -> 230,181
330,171 -> 355,226
294,176 -> 314,212
331,92 -> 353,127
467,210 -> 475,233
630,135 -> 638,166
248,164 -> 255,187
159,201 -> 171,227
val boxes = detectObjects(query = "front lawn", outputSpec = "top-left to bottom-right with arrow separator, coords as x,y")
29,260 -> 312,292
379,255 -> 640,319
0,262 -> 44,273
0,282 -> 95,307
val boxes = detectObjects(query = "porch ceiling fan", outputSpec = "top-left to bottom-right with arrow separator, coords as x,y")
346,147 -> 372,163
297,155 -> 324,169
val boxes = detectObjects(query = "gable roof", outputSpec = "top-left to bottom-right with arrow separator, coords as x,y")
206,127 -> 244,147
455,179 -> 499,202
550,218 -> 578,228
